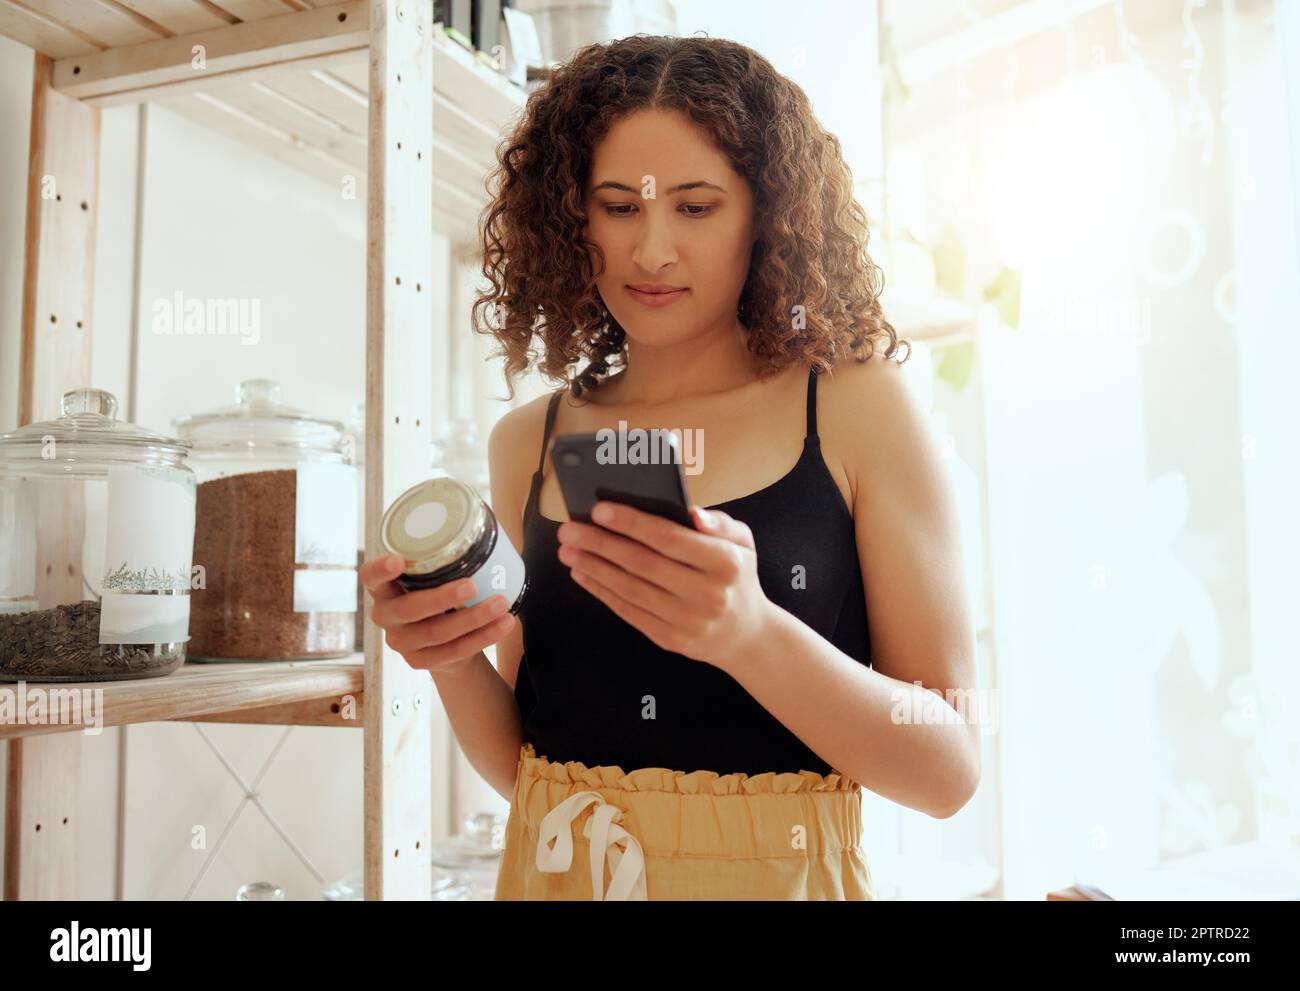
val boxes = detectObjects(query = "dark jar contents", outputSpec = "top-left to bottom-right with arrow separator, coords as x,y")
189,468 -> 354,660
0,600 -> 185,682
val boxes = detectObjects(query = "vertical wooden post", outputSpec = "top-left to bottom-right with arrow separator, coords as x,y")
4,53 -> 101,901
18,54 -> 99,424
4,733 -> 81,901
363,0 -> 436,900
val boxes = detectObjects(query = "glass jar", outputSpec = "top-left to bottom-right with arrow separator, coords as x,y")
380,476 -> 527,611
0,388 -> 195,682
344,401 -> 365,653
172,379 -> 358,661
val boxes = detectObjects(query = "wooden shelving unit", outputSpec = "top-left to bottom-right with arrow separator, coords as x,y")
0,658 -> 365,740
0,0 -> 524,900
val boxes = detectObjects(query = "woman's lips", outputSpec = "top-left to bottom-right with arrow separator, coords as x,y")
626,286 -> 688,308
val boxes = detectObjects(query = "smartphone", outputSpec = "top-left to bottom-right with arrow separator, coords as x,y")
549,431 -> 694,528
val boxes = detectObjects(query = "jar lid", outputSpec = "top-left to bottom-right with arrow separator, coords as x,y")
0,388 -> 191,468
380,477 -> 488,576
171,378 -> 346,453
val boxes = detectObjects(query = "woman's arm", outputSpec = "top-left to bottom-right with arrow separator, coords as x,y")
426,399 -> 548,802
718,354 -> 982,817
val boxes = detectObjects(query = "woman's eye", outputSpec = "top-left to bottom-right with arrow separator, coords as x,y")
601,203 -> 714,217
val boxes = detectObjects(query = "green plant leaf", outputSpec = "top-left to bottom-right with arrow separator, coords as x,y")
983,266 -> 1022,328
935,340 -> 976,392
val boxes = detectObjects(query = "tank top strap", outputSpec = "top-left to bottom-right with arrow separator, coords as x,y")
536,388 -> 563,475
805,366 -> 820,443
525,388 -> 565,521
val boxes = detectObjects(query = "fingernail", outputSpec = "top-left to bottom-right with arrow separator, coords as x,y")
488,596 -> 508,615
459,581 -> 477,597
696,508 -> 713,528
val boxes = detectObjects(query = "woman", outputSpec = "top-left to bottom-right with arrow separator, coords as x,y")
361,35 -> 980,900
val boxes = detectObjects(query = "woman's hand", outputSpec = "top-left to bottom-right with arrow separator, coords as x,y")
360,554 -> 517,675
555,501 -> 776,671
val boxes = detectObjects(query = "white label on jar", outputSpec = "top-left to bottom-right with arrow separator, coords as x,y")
99,464 -> 196,645
0,478 -> 37,614
293,461 -> 358,613
464,522 -> 526,610
293,569 -> 357,612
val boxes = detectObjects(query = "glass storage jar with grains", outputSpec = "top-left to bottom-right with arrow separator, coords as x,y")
0,388 -> 196,682
173,379 -> 358,661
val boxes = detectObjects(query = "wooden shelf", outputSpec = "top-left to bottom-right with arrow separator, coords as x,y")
3,0 -> 443,900
0,655 -> 365,739
0,0 -> 525,243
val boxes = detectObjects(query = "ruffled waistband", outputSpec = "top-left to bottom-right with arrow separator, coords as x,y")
510,743 -> 864,859
516,742 -> 863,795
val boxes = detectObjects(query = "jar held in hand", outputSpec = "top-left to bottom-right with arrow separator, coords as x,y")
380,476 -> 528,613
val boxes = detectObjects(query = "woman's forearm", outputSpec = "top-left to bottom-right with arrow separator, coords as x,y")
429,651 -> 525,802
719,602 -> 981,818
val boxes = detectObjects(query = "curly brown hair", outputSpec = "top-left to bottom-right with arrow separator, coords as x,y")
471,34 -> 908,401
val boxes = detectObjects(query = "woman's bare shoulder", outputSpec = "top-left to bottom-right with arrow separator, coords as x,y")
815,349 -> 927,500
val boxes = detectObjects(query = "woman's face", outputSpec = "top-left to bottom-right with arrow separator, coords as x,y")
584,108 -> 756,345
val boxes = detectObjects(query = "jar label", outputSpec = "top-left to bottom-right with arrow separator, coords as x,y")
0,478 -> 37,614
464,520 -> 526,609
99,464 -> 196,645
293,460 -> 358,613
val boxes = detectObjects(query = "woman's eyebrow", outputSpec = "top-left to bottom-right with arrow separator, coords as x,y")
590,180 -> 726,194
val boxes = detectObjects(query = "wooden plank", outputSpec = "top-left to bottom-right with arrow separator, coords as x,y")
0,660 -> 365,739
5,51 -> 99,903
51,0 -> 367,102
19,53 -> 99,430
82,45 -> 364,106
430,22 -> 521,133
112,0 -> 234,33
0,1 -> 101,57
3,733 -> 80,899
259,59 -> 369,135
324,54 -> 365,91
210,0 -> 303,20
25,0 -> 166,47
205,75 -> 367,170
177,692 -> 365,726
433,88 -> 498,169
156,90 -> 364,190
364,0 -> 435,902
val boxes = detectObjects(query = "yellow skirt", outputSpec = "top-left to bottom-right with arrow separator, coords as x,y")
493,742 -> 876,900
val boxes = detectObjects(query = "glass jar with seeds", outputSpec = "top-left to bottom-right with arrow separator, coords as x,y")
0,388 -> 196,682
172,379 -> 359,661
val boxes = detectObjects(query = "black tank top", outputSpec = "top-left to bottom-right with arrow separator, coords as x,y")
512,366 -> 873,777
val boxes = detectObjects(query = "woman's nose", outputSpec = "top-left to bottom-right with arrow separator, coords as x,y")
631,209 -> 679,272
